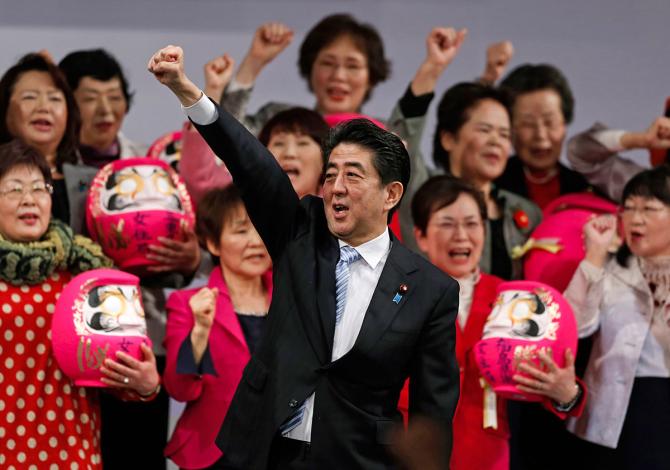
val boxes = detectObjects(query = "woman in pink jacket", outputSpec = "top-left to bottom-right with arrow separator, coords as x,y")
163,185 -> 272,469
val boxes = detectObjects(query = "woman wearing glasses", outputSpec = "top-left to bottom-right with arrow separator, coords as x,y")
411,175 -> 581,470
565,165 -> 670,469
0,139 -> 160,468
493,64 -> 591,209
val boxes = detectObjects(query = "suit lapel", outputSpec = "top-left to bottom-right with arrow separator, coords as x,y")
209,268 -> 248,350
612,258 -> 652,298
351,241 -> 419,355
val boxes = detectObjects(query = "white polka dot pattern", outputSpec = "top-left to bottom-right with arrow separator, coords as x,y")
0,275 -> 101,467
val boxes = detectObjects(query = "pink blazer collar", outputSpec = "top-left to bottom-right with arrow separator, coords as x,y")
207,267 -> 273,350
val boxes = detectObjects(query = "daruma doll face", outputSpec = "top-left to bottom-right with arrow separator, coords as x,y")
483,288 -> 560,342
82,284 -> 146,336
475,281 -> 577,401
86,158 -> 195,272
52,269 -> 152,387
100,165 -> 183,213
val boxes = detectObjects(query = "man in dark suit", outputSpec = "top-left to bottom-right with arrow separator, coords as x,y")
149,45 -> 459,470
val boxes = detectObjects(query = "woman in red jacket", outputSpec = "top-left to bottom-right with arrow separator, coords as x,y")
163,185 -> 272,469
410,175 -> 583,470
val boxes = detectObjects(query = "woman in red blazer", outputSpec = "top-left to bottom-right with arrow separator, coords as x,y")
408,175 -> 584,470
163,186 -> 272,469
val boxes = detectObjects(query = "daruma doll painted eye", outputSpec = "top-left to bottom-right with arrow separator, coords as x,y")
86,157 -> 195,274
51,268 -> 152,387
474,281 -> 577,402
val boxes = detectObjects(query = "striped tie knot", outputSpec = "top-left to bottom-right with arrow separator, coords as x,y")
339,246 -> 361,266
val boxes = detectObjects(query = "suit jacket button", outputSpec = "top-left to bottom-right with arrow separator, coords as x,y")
289,399 -> 299,408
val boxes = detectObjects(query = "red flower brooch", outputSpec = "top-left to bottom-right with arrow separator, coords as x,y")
513,209 -> 530,230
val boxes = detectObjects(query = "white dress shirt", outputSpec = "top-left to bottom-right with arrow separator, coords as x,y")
455,269 -> 480,330
286,230 -> 391,442
182,96 -> 393,442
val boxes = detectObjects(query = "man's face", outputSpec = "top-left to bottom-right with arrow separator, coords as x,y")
322,143 -> 399,246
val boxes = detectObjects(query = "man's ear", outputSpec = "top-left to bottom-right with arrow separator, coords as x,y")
384,181 -> 404,212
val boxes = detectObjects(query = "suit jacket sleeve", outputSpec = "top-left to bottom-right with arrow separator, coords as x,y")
192,102 -> 302,260
408,279 -> 460,457
387,85 -> 434,254
567,122 -> 643,202
179,122 -> 233,204
563,259 -> 607,338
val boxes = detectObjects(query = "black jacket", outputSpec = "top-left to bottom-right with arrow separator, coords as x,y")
495,156 -> 590,200
194,104 -> 460,470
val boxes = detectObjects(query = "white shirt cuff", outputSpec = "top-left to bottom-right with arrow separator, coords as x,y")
593,129 -> 627,152
226,77 -> 254,93
181,92 -> 218,125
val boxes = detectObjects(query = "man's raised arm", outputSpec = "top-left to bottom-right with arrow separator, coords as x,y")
148,45 -> 301,259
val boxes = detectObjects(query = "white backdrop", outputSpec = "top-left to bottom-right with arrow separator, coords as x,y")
1,0 -> 668,166
0,1 -> 667,466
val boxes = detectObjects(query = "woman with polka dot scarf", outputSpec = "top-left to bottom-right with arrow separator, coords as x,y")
0,139 -> 160,468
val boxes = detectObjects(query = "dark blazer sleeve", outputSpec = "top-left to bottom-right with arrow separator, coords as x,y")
192,102 -> 302,260
408,279 -> 460,458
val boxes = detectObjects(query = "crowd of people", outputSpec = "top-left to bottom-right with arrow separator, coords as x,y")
1,11 -> 669,470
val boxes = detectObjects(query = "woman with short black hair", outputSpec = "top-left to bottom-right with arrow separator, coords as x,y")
494,63 -> 590,208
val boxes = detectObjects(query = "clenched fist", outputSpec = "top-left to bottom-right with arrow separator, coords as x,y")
248,22 -> 294,66
622,116 -> 670,150
204,54 -> 235,102
148,45 -> 202,106
411,26 -> 468,96
481,40 -> 514,85
583,214 -> 618,267
189,287 -> 219,332
425,27 -> 468,69
235,22 -> 294,86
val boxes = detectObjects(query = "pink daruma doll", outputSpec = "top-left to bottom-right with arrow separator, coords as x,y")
86,157 -> 195,274
146,129 -> 183,170
517,193 -> 617,292
51,268 -> 152,387
474,281 -> 577,402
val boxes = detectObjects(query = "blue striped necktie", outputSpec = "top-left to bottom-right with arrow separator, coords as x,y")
279,245 -> 361,435
334,246 -> 362,324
